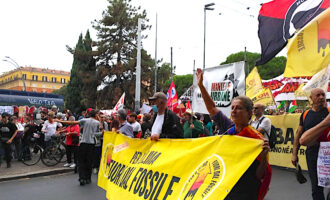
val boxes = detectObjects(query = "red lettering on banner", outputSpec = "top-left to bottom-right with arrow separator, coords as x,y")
263,80 -> 283,91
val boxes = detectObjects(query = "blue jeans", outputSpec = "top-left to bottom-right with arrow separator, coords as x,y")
306,145 -> 325,200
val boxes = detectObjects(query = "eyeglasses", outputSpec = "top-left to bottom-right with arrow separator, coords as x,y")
253,107 -> 260,110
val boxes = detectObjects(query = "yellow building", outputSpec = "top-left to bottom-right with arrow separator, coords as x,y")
0,67 -> 70,93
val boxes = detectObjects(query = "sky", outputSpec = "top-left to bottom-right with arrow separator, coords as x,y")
0,0 -> 284,76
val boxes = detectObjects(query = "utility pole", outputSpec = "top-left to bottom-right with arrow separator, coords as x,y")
203,3 -> 215,71
244,46 -> 249,74
135,18 -> 142,112
171,47 -> 173,82
154,13 -> 158,93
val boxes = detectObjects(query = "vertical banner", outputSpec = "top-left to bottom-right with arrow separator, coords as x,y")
167,81 -> 179,111
192,62 -> 245,116
246,67 -> 263,99
267,114 -> 308,170
98,132 -> 263,200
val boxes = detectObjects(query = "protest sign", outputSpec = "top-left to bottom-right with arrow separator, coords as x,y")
317,142 -> 330,188
267,114 -> 308,170
192,62 -> 245,116
98,131 -> 262,200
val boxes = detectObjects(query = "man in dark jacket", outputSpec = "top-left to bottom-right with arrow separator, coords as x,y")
149,92 -> 183,140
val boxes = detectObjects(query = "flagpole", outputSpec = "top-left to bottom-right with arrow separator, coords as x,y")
135,18 -> 142,112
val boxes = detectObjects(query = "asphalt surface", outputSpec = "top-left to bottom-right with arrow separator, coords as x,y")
0,167 -> 322,200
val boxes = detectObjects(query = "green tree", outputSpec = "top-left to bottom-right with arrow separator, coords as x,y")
65,31 -> 98,113
221,51 -> 287,80
93,0 -> 151,109
155,63 -> 171,93
65,34 -> 84,113
52,85 -> 67,100
80,30 -> 98,109
164,74 -> 193,97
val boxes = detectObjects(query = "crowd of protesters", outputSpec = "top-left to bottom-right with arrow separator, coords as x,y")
0,69 -> 329,199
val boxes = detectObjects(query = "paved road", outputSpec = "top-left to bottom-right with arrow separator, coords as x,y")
0,167 -> 321,200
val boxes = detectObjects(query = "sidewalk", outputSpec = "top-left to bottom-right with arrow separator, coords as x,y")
0,159 -> 74,182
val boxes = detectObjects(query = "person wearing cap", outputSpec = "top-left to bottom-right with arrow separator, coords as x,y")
183,109 -> 204,138
0,112 -> 18,168
148,92 -> 183,140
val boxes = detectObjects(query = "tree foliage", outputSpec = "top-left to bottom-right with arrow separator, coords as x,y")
221,51 -> 287,80
65,31 -> 98,114
93,0 -> 152,109
164,74 -> 193,98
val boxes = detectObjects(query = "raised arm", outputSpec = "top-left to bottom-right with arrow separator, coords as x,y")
196,68 -> 219,116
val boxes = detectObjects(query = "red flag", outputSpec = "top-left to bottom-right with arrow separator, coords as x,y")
167,81 -> 179,111
114,93 -> 125,112
257,0 -> 329,65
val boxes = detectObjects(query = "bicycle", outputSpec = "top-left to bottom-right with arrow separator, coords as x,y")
41,133 -> 66,166
20,132 -> 43,166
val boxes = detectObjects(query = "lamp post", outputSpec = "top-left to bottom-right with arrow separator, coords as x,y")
2,56 -> 26,91
203,3 -> 215,71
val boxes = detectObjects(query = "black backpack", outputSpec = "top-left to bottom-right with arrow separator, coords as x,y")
257,117 -> 276,149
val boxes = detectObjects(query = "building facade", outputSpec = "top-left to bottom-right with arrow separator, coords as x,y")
0,67 -> 70,93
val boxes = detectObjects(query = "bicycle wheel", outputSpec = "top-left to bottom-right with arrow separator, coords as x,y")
21,144 -> 42,166
41,146 -> 63,166
59,143 -> 67,163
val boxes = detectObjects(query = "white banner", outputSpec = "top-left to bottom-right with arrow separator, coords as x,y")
317,142 -> 330,188
192,61 -> 245,116
0,106 -> 14,115
262,73 -> 330,102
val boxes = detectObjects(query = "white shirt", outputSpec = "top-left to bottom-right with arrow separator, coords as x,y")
42,120 -> 62,141
151,114 -> 164,136
131,121 -> 142,132
250,115 -> 271,139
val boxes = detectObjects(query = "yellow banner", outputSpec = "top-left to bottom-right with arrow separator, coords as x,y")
267,114 -> 307,170
251,88 -> 275,106
246,67 -> 264,98
284,8 -> 330,77
98,132 -> 263,200
294,83 -> 306,98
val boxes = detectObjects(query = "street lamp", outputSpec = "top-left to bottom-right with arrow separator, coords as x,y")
203,3 -> 215,71
2,56 -> 26,91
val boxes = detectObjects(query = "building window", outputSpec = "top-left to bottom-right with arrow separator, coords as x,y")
22,74 -> 26,80
42,76 -> 47,82
32,75 -> 38,81
61,78 -> 66,84
52,77 -> 56,83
